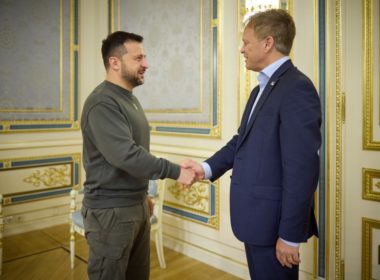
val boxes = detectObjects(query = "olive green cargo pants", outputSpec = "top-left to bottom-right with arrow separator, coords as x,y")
81,201 -> 150,280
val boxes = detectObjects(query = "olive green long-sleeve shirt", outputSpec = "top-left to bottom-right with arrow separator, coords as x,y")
81,81 -> 180,208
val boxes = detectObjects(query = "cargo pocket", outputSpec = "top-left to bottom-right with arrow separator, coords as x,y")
86,222 -> 136,280
84,208 -> 137,279
87,231 -> 127,260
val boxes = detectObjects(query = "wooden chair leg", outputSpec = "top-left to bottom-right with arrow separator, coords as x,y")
155,229 -> 166,268
70,226 -> 75,269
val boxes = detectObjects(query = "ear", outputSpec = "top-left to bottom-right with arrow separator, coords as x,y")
264,36 -> 275,52
108,56 -> 121,71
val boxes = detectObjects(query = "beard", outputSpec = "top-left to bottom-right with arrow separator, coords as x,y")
121,63 -> 145,88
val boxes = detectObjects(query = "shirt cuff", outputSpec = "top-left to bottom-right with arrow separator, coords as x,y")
201,162 -> 212,180
280,238 -> 300,248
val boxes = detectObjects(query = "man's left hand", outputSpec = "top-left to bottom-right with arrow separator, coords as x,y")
275,238 -> 300,268
146,196 -> 154,217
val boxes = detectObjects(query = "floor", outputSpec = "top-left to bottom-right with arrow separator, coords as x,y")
1,224 -> 241,280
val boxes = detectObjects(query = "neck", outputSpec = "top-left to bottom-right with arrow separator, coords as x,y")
106,73 -> 133,92
265,52 -> 286,67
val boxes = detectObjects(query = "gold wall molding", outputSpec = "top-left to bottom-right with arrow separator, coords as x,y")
168,181 -> 209,212
0,154 -> 81,205
362,217 -> 380,279
363,168 -> 380,201
333,0 -> 343,278
23,165 -> 71,188
164,180 -> 219,229
363,0 -> 380,150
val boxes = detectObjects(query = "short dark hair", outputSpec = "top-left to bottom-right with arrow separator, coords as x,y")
246,9 -> 295,55
101,31 -> 144,69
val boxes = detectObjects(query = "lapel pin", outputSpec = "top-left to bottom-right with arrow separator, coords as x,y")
270,81 -> 276,86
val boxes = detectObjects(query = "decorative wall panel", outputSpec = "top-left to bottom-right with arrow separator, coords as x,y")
0,0 -> 79,132
0,154 -> 80,205
164,181 -> 219,229
109,0 -> 221,137
362,218 -> 380,279
363,0 -> 380,150
363,168 -> 380,201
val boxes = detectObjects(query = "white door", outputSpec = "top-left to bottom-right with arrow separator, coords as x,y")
341,0 -> 380,279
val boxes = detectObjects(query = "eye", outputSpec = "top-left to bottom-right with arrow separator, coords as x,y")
135,55 -> 146,61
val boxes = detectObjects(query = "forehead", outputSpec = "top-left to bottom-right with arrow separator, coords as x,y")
123,41 -> 144,56
242,26 -> 256,40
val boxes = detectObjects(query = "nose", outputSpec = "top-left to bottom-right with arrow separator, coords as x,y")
240,45 -> 244,54
142,58 -> 149,69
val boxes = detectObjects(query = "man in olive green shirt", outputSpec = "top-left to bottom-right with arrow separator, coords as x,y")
81,31 -> 195,280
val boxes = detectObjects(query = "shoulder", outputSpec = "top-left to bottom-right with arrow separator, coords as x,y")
81,83 -> 121,128
280,66 -> 317,94
83,82 -> 120,110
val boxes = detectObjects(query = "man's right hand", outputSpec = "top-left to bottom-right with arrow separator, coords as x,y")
177,167 -> 196,187
180,159 -> 205,181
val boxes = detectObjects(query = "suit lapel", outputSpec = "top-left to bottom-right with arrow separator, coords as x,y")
237,60 -> 294,150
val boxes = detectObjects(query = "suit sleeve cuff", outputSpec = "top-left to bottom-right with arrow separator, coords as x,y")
280,238 -> 300,248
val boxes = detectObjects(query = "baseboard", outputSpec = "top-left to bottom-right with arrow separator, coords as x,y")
3,215 -> 69,237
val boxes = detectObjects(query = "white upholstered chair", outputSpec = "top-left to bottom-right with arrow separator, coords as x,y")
69,179 -> 167,269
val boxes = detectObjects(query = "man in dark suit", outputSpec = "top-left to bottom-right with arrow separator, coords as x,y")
182,9 -> 321,280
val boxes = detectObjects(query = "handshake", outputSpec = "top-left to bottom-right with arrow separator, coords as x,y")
176,159 -> 205,187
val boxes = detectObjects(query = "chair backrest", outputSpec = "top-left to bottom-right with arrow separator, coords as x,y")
148,180 -> 166,225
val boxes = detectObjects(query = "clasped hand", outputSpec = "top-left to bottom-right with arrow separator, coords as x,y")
176,159 -> 205,188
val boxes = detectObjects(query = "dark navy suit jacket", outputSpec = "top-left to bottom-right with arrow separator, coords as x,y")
206,60 -> 321,245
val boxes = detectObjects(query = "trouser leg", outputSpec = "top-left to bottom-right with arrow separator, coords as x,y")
244,243 -> 299,280
82,202 -> 149,280
125,201 -> 151,280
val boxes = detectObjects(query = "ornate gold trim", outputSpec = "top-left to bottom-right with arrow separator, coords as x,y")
326,0 -> 331,278
0,153 -> 81,204
164,180 -> 219,229
362,217 -> 380,279
362,168 -> 380,201
334,0 -> 343,279
363,0 -> 380,150
167,181 -> 210,213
